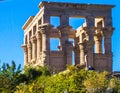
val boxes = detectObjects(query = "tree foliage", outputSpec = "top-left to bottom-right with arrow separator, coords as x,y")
0,61 -> 22,92
1,62 -> 120,93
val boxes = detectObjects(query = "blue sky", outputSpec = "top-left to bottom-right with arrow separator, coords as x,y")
0,0 -> 120,71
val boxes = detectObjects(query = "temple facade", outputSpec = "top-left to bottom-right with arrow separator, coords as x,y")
22,1 -> 114,73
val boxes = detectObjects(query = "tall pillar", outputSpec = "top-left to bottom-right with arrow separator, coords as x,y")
103,27 -> 114,54
22,44 -> 28,66
36,31 -> 41,60
39,24 -> 53,66
27,43 -> 32,63
57,26 -> 72,51
84,16 -> 95,67
103,27 -> 114,72
103,16 -> 114,72
31,35 -> 37,61
58,26 -> 72,65
104,16 -> 114,54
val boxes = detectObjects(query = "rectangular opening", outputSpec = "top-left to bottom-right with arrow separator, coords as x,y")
50,16 -> 60,28
95,18 -> 104,27
68,38 -> 75,65
69,17 -> 86,29
50,38 -> 60,51
102,37 -> 105,54
68,38 -> 74,46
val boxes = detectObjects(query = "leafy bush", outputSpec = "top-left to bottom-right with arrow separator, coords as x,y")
1,62 -> 120,93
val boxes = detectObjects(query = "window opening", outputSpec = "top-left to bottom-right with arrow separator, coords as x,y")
50,38 -> 60,51
69,17 -> 86,29
50,16 -> 60,28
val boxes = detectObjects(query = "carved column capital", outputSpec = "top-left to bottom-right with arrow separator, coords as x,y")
103,26 -> 114,37
27,43 -> 32,49
94,33 -> 103,41
36,31 -> 41,39
83,27 -> 96,35
83,27 -> 96,41
31,35 -> 37,43
39,23 -> 53,34
57,25 -> 72,35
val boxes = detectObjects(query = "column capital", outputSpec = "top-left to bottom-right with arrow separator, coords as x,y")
103,26 -> 114,37
36,31 -> 41,39
57,25 -> 72,35
22,44 -> 27,52
27,43 -> 32,49
39,23 -> 53,34
31,35 -> 37,43
83,27 -> 96,34
83,27 -> 95,41
94,31 -> 103,41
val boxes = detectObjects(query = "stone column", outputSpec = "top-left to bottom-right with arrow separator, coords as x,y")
58,26 -> 72,65
84,16 -> 95,67
39,24 -> 53,66
31,35 -> 37,61
94,32 -> 102,53
103,16 -> 114,54
22,44 -> 28,66
36,31 -> 41,60
57,26 -> 72,51
103,16 -> 114,72
79,43 -> 85,65
103,27 -> 114,54
27,43 -> 32,63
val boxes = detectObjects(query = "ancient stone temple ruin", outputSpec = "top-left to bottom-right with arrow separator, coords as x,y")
22,1 -> 114,73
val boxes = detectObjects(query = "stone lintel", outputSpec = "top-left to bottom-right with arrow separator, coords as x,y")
39,1 -> 115,10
